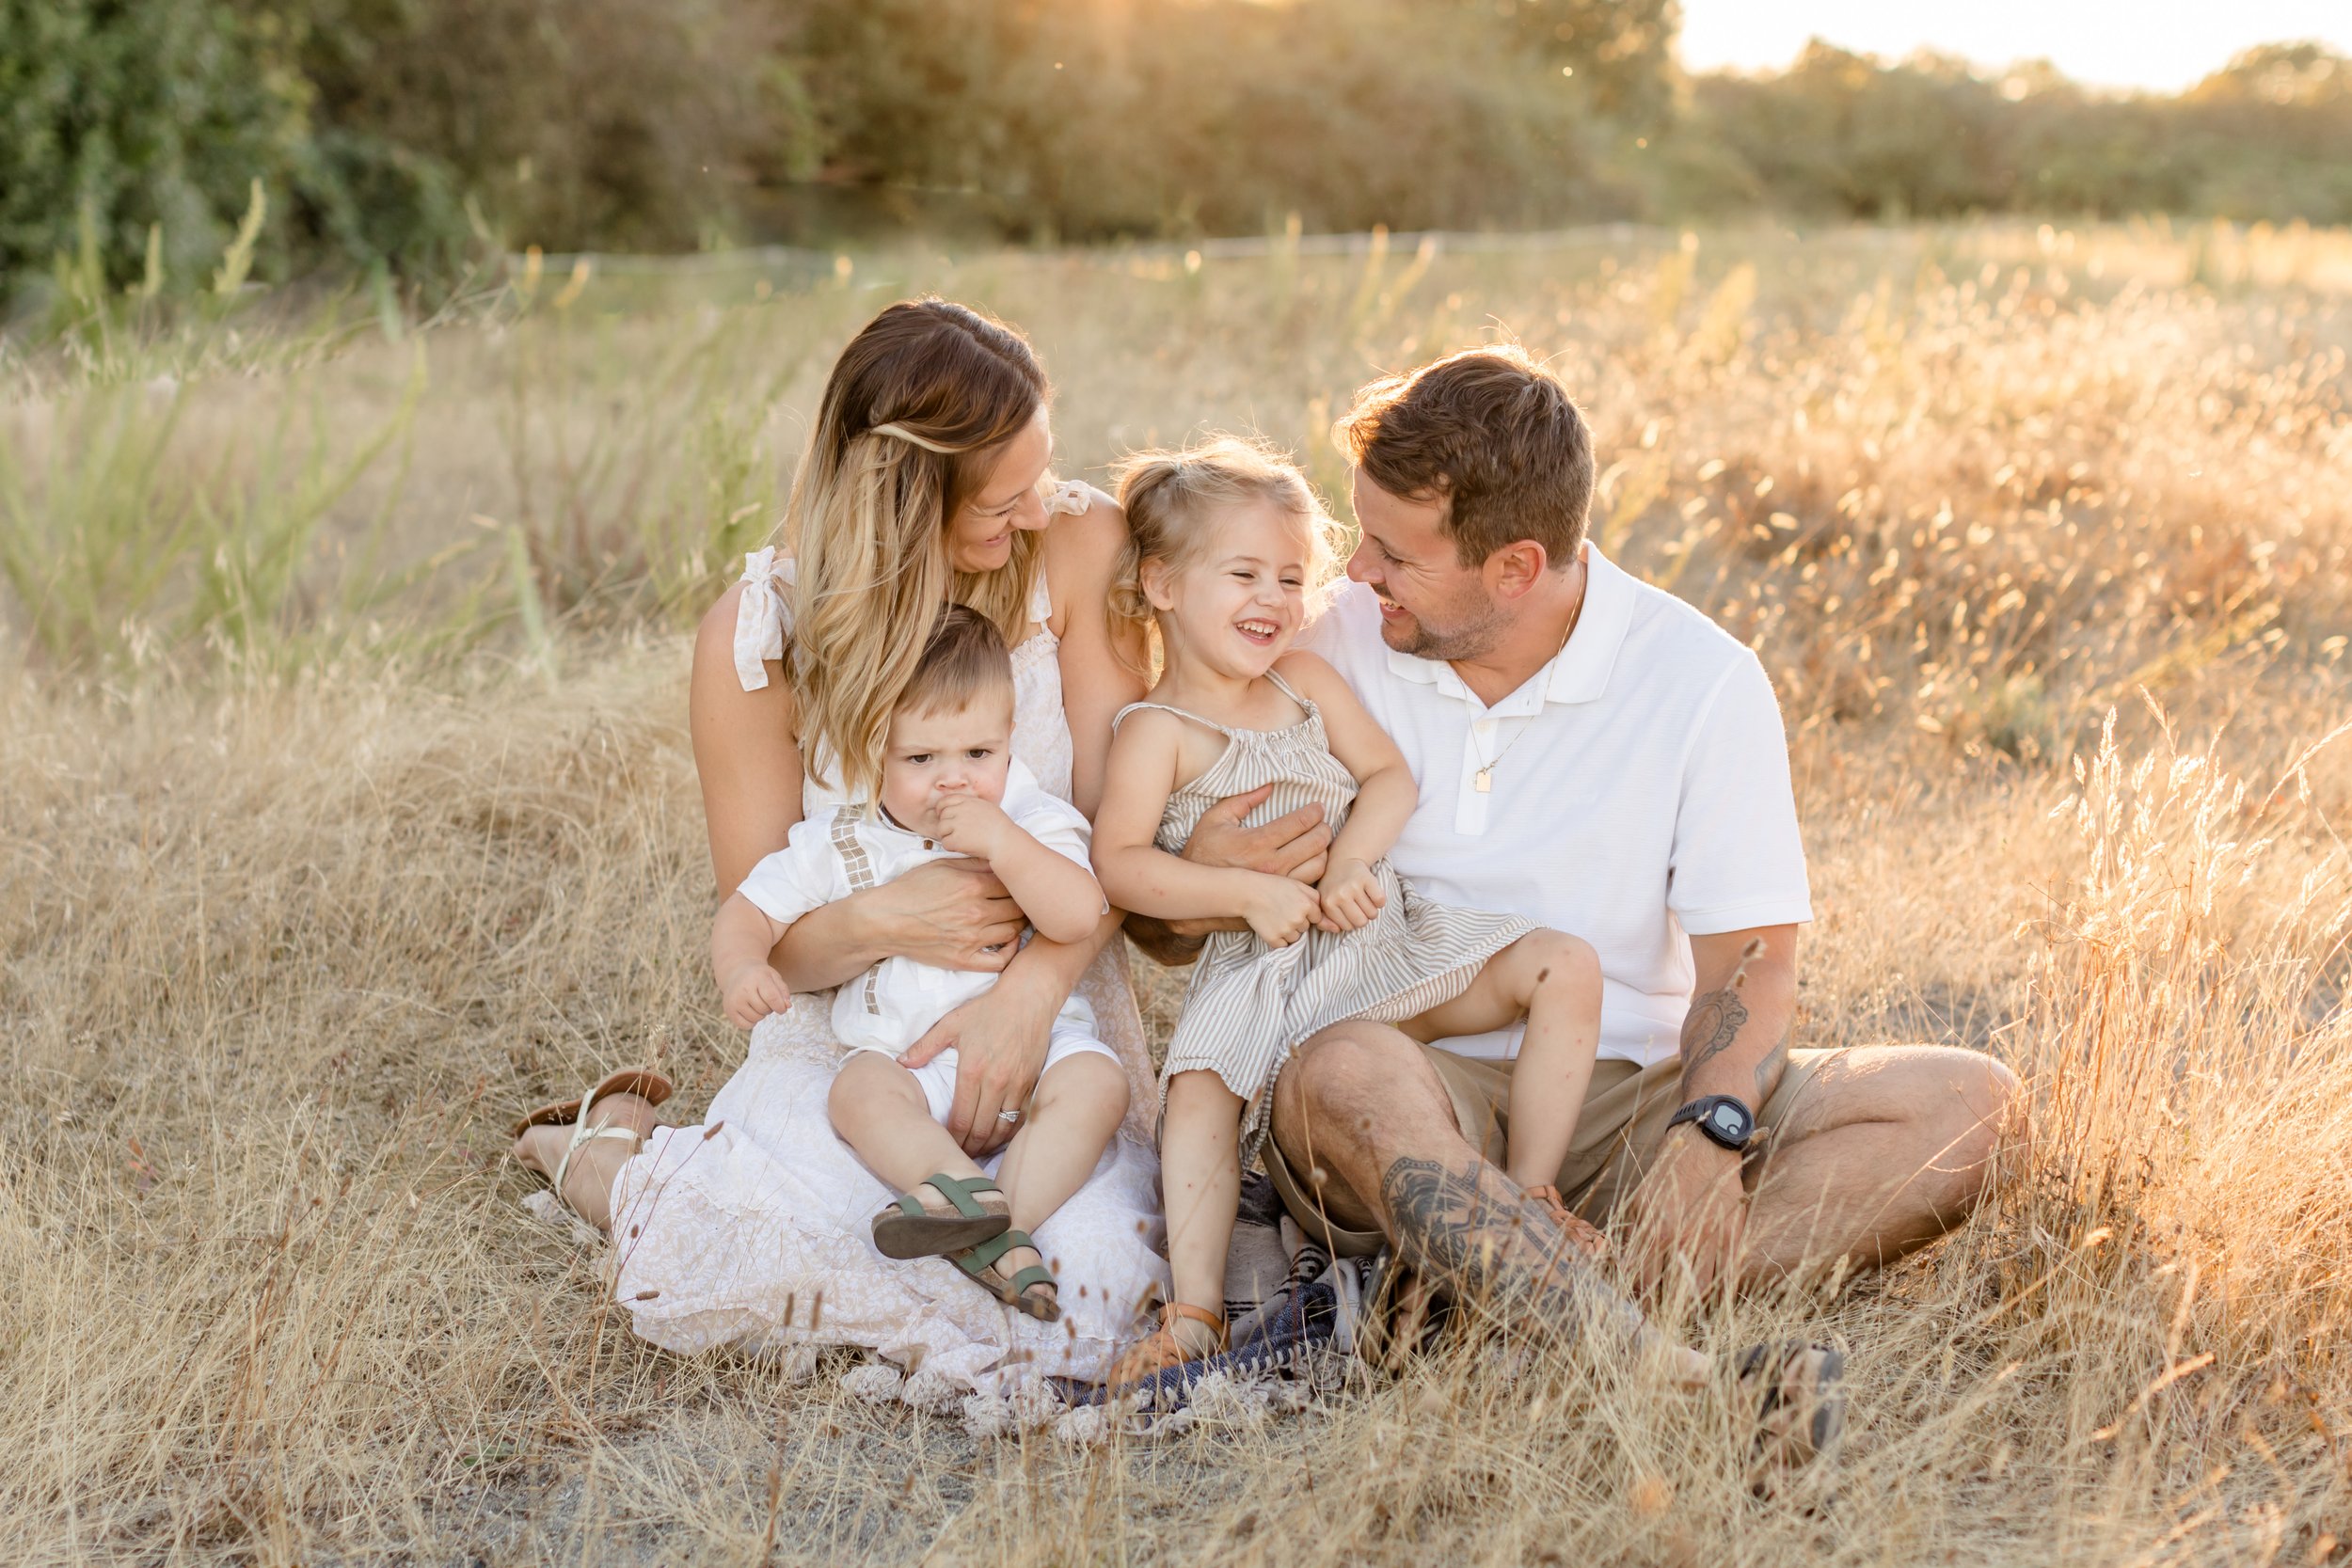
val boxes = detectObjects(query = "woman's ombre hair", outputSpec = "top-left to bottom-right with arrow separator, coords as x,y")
781,298 -> 1048,804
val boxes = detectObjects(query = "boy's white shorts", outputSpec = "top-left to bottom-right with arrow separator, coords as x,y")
838,1012 -> 1119,1125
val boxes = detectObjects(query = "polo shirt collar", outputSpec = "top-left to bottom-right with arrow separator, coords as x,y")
1381,544 -> 1636,709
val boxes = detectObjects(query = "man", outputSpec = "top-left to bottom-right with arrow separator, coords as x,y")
1133,345 -> 2018,1339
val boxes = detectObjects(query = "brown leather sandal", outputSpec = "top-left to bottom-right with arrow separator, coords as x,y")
1525,1183 -> 1610,1259
1108,1302 -> 1228,1389
510,1067 -> 675,1139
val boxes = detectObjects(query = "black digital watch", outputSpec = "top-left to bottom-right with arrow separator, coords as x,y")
1667,1094 -> 1756,1152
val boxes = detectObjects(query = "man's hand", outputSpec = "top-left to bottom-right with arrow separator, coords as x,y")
1125,784 -> 1334,965
1620,1124 -> 1746,1300
1184,784 -> 1331,881
899,970 -> 1056,1154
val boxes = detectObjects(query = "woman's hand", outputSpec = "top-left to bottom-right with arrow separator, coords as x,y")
1314,857 -> 1386,933
898,970 -> 1059,1154
868,859 -> 1029,972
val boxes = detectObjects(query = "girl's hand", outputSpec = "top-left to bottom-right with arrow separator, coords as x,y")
1314,858 -> 1387,933
721,962 -> 793,1029
1242,875 -> 1323,948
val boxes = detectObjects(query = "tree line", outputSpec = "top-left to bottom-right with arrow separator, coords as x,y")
3,0 -> 2345,307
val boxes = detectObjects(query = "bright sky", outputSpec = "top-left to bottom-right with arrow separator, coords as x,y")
1677,0 -> 2352,92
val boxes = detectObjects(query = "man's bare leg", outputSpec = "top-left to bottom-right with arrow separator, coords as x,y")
1271,1020 -> 1692,1372
1737,1045 -> 2020,1290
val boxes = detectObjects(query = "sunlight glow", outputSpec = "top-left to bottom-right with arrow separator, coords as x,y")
1678,0 -> 2352,91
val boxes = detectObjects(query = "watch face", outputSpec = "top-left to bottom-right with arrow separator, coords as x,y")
1710,1102 -> 1748,1139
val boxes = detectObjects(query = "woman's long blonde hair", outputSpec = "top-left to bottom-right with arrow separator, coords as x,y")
1108,436 -> 1336,679
781,299 -> 1049,804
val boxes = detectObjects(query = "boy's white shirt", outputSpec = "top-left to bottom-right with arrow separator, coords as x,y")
735,757 -> 1100,1054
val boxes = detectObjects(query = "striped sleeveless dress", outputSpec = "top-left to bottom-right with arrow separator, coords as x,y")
1118,670 -> 1533,1163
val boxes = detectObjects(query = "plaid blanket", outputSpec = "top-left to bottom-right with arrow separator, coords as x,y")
1065,1171 -> 1378,1413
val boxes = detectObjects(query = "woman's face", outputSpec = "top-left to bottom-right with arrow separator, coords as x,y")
946,410 -> 1055,574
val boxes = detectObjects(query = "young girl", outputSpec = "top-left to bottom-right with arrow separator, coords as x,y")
713,607 -> 1132,1321
1090,438 -> 1608,1383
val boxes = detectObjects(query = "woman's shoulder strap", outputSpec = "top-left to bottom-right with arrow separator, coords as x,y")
731,546 -> 794,693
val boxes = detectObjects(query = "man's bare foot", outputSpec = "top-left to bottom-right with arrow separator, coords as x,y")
511,1091 -> 660,1231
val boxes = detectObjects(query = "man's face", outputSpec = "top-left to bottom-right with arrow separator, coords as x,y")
1345,470 -> 1506,660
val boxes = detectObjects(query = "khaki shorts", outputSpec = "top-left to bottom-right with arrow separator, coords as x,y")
1263,1042 -> 1836,1257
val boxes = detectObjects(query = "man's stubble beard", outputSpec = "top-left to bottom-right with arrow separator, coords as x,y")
1378,592 -> 1509,662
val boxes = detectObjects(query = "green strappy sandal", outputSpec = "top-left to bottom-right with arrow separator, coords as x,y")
952,1228 -> 1058,1322
869,1173 -> 1012,1259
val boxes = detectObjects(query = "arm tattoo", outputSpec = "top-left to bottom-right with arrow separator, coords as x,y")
1677,985 -> 1750,1100
1379,1157 -> 1652,1353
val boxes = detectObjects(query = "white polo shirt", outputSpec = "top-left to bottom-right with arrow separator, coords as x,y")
1301,546 -> 1812,1066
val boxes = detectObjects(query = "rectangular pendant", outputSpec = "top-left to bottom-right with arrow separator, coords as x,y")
1474,768 -> 1492,793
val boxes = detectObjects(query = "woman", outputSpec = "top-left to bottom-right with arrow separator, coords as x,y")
512,299 -> 1168,1392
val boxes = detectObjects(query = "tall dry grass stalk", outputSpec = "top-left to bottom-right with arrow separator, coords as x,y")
3,223 -> 2348,1562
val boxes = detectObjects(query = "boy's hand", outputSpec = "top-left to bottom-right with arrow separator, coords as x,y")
1242,874 -> 1322,948
930,794 -> 1015,858
720,962 -> 793,1029
1314,858 -> 1386,933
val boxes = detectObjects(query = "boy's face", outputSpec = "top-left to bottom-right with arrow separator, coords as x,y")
879,689 -> 1017,836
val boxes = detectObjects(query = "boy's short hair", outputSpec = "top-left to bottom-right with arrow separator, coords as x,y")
898,604 -> 1014,718
1337,344 -> 1597,569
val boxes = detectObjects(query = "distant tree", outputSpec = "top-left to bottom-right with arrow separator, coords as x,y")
0,0 -> 307,302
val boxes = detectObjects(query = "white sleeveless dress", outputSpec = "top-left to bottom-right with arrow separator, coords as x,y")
605,489 -> 1168,1393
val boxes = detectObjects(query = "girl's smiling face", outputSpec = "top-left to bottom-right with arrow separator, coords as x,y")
1144,499 -> 1316,681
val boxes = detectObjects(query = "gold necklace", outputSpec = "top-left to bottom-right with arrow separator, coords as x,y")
1470,564 -> 1586,795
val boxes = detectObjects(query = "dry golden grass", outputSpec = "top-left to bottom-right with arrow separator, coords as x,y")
4,222 -> 2350,1563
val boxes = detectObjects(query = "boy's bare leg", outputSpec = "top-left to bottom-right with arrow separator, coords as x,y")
1161,1069 -> 1246,1323
829,1052 -> 990,1197
993,1051 -> 1131,1281
1401,930 -> 1603,1190
512,1093 -> 662,1231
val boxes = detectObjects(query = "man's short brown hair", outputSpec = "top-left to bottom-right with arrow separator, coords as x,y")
1338,345 -> 1596,568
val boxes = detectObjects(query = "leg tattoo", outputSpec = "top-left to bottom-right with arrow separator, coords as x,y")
1379,1156 -> 1653,1353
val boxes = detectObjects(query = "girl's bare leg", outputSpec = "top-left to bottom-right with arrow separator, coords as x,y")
511,1092 -> 662,1231
1161,1069 -> 1245,1321
1401,930 -> 1603,1189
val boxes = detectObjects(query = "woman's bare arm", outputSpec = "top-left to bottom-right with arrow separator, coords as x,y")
1045,491 -> 1152,819
690,585 -> 1026,990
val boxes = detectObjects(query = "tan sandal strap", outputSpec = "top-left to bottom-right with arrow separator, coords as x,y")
1161,1301 -> 1228,1344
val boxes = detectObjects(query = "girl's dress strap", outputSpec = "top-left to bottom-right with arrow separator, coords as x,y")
1025,565 -> 1054,630
733,546 -> 794,692
1262,665 -> 1317,716
1111,699 -> 1237,738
